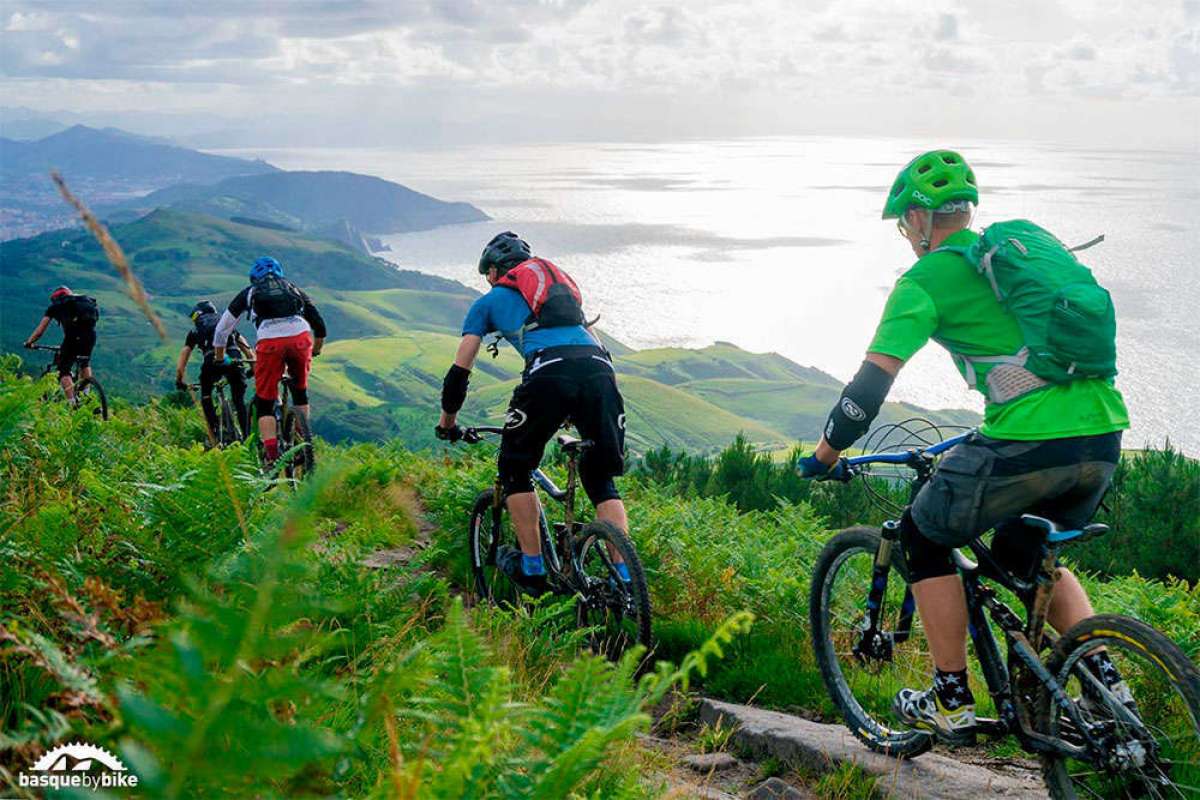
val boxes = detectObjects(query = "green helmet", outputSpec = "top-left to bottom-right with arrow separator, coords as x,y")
882,150 -> 978,219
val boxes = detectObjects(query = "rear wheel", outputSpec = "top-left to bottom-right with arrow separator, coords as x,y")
468,488 -> 550,607
75,377 -> 108,420
573,520 -> 652,660
1039,613 -> 1200,799
218,394 -> 239,447
810,526 -> 934,758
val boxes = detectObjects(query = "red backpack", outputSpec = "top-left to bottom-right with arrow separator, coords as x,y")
495,257 -> 587,330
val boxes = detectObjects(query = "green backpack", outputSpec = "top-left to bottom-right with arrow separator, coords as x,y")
937,219 -> 1117,385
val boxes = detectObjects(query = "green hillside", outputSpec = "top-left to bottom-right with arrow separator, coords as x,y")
114,170 -> 489,237
0,208 -> 977,451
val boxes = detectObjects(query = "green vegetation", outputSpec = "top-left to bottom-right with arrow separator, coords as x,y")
2,359 -> 1198,797
0,361 -> 753,798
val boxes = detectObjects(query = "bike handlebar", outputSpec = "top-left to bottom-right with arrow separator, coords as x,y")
28,344 -> 60,352
842,431 -> 971,471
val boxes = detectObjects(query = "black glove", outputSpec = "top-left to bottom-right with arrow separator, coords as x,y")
795,454 -> 852,482
175,379 -> 188,391
435,424 -> 463,443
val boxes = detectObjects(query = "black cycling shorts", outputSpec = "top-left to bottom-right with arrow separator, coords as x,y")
57,327 -> 97,377
498,346 -> 626,503
903,430 -> 1121,582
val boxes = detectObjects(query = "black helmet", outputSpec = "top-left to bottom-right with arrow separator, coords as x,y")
478,231 -> 531,275
190,300 -> 217,322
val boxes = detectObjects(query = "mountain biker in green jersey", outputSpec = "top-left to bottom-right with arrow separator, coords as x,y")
797,150 -> 1131,745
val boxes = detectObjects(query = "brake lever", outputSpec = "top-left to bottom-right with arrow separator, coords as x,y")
462,428 -> 482,444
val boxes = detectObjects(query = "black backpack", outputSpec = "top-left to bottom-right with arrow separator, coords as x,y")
250,275 -> 304,320
193,312 -> 221,353
65,295 -> 100,327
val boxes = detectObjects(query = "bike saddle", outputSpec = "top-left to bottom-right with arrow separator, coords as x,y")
556,434 -> 594,452
1021,514 -> 1109,545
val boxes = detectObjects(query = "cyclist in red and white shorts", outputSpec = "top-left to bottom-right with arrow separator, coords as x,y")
212,257 -> 326,465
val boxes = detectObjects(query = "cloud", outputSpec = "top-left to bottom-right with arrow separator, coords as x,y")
0,0 -> 1197,147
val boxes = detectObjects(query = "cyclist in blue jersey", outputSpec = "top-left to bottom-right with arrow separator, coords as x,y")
436,232 -> 629,595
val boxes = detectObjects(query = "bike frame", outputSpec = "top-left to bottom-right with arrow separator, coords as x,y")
471,426 -> 592,591
846,433 -> 1105,761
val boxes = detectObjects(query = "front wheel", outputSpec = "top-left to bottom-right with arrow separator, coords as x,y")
468,489 -> 551,607
217,394 -> 239,447
76,377 -> 108,421
1038,613 -> 1200,799
810,526 -> 934,759
573,520 -> 652,660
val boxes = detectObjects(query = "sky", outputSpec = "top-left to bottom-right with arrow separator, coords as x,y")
2,0 -> 1198,148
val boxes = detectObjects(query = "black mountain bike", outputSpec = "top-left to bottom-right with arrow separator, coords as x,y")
186,365 -> 250,448
459,425 -> 652,659
810,424 -> 1200,799
273,367 -> 313,481
32,344 -> 108,420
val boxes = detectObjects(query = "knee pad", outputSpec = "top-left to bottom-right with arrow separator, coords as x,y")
579,457 -> 621,505
498,457 -> 534,497
254,395 -> 275,419
900,509 -> 957,583
581,473 -> 621,505
290,386 -> 308,405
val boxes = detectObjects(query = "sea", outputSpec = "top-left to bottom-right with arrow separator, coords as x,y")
217,137 -> 1200,455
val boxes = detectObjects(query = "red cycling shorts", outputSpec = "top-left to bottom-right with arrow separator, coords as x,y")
254,332 -> 312,401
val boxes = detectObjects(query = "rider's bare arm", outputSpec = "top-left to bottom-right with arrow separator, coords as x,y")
814,352 -> 905,465
176,344 -> 194,385
438,335 -> 483,428
24,317 -> 51,347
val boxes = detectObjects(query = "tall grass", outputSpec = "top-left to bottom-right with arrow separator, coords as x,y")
0,364 -> 750,798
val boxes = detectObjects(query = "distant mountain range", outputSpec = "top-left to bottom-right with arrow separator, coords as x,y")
0,125 -> 276,239
0,124 -> 276,183
107,170 -> 490,252
1,124 -> 489,249
0,209 -> 976,451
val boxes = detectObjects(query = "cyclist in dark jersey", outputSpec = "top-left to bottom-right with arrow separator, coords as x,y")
436,232 -> 629,595
797,151 -> 1131,744
175,300 -> 253,440
23,286 -> 100,403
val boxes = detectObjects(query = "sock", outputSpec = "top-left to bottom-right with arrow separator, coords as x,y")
264,438 -> 280,460
933,668 -> 974,710
1081,651 -> 1127,704
614,562 -> 632,583
521,553 -> 545,577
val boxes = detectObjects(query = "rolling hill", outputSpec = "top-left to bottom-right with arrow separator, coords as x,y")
114,171 -> 490,238
0,208 -> 977,451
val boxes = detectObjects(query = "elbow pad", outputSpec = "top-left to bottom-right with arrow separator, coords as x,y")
823,360 -> 895,451
441,364 -> 471,414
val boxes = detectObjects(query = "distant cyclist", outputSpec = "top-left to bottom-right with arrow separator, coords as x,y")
23,286 -> 100,403
175,300 -> 253,441
796,151 -> 1131,744
212,257 -> 326,466
436,232 -> 629,595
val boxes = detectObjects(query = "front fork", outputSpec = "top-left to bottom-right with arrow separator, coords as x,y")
854,520 -> 916,663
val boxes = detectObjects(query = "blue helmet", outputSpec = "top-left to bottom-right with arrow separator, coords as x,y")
249,256 -> 283,281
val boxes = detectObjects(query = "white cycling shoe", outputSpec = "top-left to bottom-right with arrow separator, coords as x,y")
893,687 -> 977,746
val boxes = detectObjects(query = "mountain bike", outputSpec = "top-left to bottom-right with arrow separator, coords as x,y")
458,424 -> 652,659
31,344 -> 108,420
273,367 -> 313,481
186,362 -> 250,448
809,422 -> 1200,799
